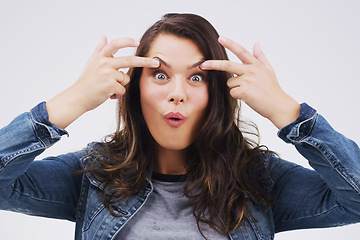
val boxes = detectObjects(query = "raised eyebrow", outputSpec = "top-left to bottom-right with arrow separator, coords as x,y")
189,59 -> 206,70
153,57 -> 168,68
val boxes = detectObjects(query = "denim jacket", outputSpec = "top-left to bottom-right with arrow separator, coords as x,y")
0,102 -> 359,240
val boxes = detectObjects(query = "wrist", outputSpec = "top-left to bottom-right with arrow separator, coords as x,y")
269,96 -> 300,129
46,84 -> 89,129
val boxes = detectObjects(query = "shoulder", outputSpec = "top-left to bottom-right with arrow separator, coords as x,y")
77,142 -> 107,189
78,142 -> 104,168
44,142 -> 103,173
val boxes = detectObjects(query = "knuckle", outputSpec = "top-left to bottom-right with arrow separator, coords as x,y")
117,86 -> 126,96
125,38 -> 135,45
242,77 -> 251,85
226,39 -> 234,48
236,47 -> 247,57
123,56 -> 136,66
227,76 -> 241,87
248,65 -> 257,75
103,81 -> 115,94
231,87 -> 247,100
145,57 -> 155,67
222,61 -> 231,69
99,57 -> 110,67
229,88 -> 240,99
227,78 -> 235,87
101,67 -> 113,76
123,74 -> 130,85
108,39 -> 117,49
118,71 -> 125,79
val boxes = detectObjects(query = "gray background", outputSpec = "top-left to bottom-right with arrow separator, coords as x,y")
0,0 -> 359,239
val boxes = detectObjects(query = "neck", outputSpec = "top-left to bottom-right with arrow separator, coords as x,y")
153,146 -> 187,175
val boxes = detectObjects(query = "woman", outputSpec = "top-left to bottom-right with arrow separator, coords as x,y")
1,13 -> 359,239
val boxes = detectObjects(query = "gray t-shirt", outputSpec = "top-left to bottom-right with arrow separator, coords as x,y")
116,173 -> 229,239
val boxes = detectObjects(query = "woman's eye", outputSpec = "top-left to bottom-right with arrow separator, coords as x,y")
190,74 -> 203,82
154,72 -> 168,80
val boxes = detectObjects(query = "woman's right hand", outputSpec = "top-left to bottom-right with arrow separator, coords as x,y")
46,37 -> 160,129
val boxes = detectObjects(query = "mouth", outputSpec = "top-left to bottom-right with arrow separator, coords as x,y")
164,112 -> 186,127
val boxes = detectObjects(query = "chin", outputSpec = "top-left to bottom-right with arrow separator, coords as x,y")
157,140 -> 192,151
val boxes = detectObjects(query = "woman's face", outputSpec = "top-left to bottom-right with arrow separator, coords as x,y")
139,34 -> 209,151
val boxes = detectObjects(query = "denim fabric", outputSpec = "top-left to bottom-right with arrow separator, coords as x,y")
0,102 -> 359,240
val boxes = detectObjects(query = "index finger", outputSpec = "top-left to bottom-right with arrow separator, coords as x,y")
218,37 -> 256,64
101,38 -> 140,57
200,60 -> 245,75
111,56 -> 160,69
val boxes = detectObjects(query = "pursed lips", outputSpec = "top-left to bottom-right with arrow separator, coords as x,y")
163,112 -> 186,127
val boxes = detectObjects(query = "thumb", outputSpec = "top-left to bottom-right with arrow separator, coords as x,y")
92,36 -> 108,55
253,42 -> 271,67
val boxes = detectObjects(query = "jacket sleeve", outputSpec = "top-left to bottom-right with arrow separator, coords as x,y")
270,103 -> 360,232
0,102 -> 84,221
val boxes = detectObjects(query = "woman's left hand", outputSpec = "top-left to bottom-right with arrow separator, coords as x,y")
200,36 -> 300,129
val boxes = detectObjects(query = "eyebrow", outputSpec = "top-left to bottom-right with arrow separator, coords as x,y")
153,57 -> 205,70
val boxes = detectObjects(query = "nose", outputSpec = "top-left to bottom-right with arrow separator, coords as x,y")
167,77 -> 186,104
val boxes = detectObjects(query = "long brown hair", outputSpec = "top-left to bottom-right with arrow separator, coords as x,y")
87,13 -> 273,236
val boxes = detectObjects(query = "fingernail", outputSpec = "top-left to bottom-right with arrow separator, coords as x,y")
200,62 -> 207,70
134,39 -> 140,46
152,58 -> 160,67
218,36 -> 227,44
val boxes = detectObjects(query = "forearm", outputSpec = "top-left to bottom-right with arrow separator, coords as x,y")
271,103 -> 360,231
267,94 -> 300,129
279,103 -> 360,207
0,102 -> 67,187
46,83 -> 90,129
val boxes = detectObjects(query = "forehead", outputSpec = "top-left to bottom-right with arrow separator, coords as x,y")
146,34 -> 204,62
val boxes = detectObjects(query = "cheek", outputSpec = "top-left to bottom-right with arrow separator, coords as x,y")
192,86 -> 209,112
139,76 -> 165,123
140,78 -> 163,98
139,77 -> 153,114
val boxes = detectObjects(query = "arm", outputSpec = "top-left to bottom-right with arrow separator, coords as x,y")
201,38 -> 360,229
200,37 -> 300,129
0,37 -> 139,188
0,102 -> 83,220
270,103 -> 360,231
0,37 -> 159,219
46,37 -> 159,129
